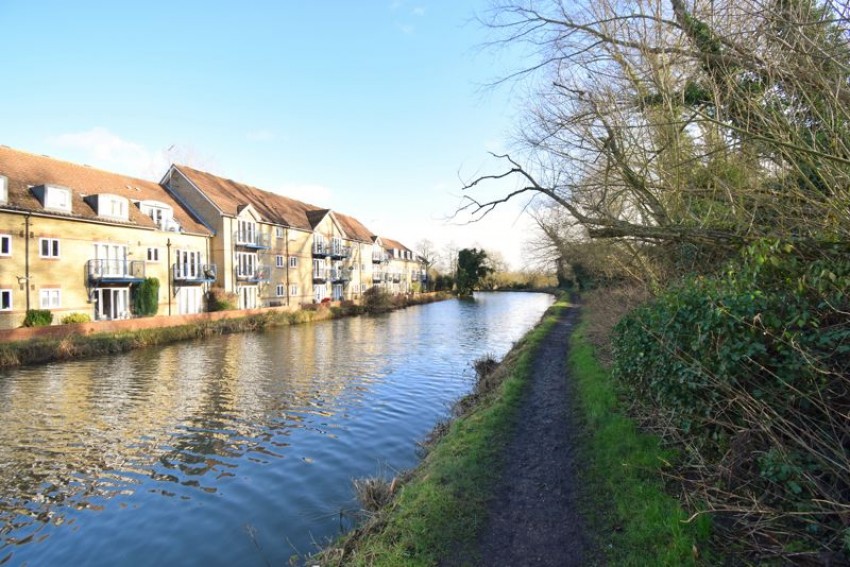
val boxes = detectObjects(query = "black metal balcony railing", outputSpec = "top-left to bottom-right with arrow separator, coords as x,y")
392,273 -> 402,283
372,252 -> 388,263
87,259 -> 145,283
234,231 -> 271,249
372,271 -> 385,283
173,263 -> 217,283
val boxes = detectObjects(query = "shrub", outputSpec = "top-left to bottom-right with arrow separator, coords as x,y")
611,240 -> 850,561
22,309 -> 53,327
61,313 -> 91,324
132,278 -> 160,316
362,286 -> 392,313
207,287 -> 237,311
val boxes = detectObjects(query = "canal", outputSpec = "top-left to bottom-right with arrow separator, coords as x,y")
0,292 -> 554,565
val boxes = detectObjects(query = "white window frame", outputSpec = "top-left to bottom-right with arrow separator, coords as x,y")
275,226 -> 284,238
175,249 -> 202,279
147,247 -> 160,262
289,256 -> 298,268
276,255 -> 285,268
39,238 -> 60,258
237,219 -> 257,245
290,284 -> 298,296
39,288 -> 61,309
0,289 -> 11,311
276,284 -> 285,297
0,176 -> 7,204
236,252 -> 257,277
44,186 -> 71,212
0,234 -> 10,256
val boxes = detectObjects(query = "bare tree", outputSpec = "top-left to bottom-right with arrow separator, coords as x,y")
463,0 -> 850,263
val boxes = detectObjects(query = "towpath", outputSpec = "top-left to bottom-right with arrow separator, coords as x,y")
477,301 -> 596,566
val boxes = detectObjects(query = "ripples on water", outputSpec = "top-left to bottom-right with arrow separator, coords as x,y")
0,292 -> 553,565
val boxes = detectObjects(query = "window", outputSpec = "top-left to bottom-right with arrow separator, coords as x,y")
290,284 -> 298,296
0,234 -> 10,256
147,247 -> 160,262
352,283 -> 360,294
237,219 -> 257,245
39,288 -> 61,309
139,201 -> 176,230
276,284 -> 285,297
289,256 -> 298,268
276,226 -> 284,238
0,175 -> 7,203
43,186 -> 71,212
276,255 -> 285,268
175,250 -> 202,279
39,238 -> 60,258
236,252 -> 257,277
0,290 -> 11,311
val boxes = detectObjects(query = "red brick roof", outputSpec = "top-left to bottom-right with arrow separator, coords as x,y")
173,165 -> 324,232
380,237 -> 412,253
335,212 -> 375,243
0,145 -> 210,235
173,165 -> 377,241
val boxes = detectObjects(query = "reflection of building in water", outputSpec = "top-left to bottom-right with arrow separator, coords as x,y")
0,312 -> 396,544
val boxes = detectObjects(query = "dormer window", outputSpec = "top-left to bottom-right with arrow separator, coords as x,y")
0,176 -> 7,204
86,193 -> 129,221
138,200 -> 180,232
32,184 -> 72,213
237,219 -> 258,245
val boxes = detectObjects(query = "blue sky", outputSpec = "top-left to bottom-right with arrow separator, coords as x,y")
1,1 -> 535,268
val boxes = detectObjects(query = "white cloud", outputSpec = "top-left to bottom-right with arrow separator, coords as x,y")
412,6 -> 426,16
47,127 -> 165,180
397,23 -> 415,35
273,183 -> 334,207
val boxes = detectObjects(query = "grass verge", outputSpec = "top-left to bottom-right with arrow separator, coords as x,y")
570,318 -> 712,565
314,297 -> 571,566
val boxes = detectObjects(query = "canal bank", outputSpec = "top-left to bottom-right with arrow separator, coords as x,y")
316,294 -> 709,566
0,292 -> 451,368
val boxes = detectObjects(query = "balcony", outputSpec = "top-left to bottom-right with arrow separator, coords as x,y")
372,270 -> 385,283
392,273 -> 401,283
372,252 -> 388,264
173,263 -> 217,284
87,259 -> 145,284
330,267 -> 351,283
313,267 -> 330,282
234,231 -> 270,250
236,266 -> 270,283
330,243 -> 352,259
312,242 -> 330,258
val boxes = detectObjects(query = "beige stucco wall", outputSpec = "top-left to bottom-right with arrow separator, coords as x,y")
0,209 -> 211,329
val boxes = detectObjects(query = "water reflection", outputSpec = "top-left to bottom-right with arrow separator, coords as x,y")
0,292 -> 553,565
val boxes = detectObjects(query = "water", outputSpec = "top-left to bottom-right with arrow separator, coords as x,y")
0,292 -> 553,566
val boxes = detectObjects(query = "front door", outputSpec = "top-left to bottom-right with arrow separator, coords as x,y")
94,287 -> 129,320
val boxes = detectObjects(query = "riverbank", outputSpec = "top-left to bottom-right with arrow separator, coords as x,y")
0,292 -> 451,369
314,294 -> 710,565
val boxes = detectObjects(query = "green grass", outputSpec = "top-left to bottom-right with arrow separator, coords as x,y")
570,321 -> 712,565
317,298 -> 570,566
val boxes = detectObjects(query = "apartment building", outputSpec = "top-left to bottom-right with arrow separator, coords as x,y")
374,237 -> 425,294
162,165 -> 388,308
0,146 -> 214,329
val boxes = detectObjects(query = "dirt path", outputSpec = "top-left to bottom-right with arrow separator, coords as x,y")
477,302 -> 595,566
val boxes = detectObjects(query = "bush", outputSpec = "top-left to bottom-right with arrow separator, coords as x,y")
61,313 -> 91,324
611,240 -> 850,561
22,309 -> 53,327
362,286 -> 392,313
132,278 -> 160,316
207,287 -> 237,312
